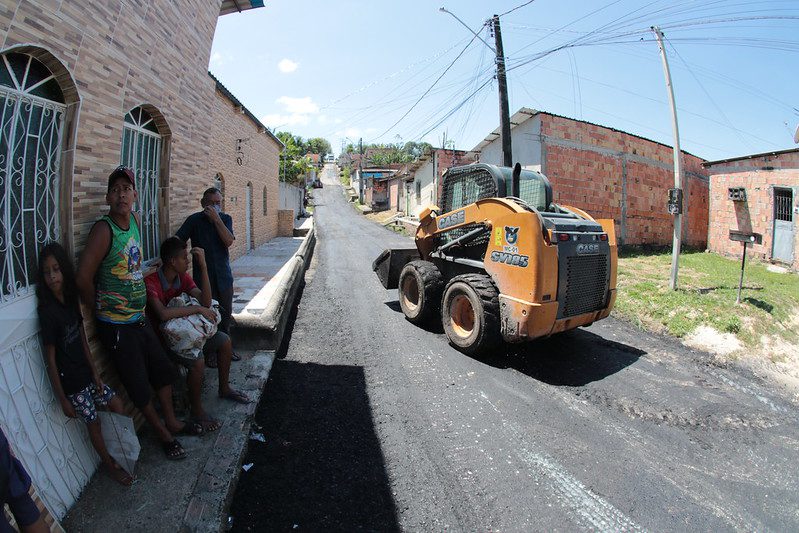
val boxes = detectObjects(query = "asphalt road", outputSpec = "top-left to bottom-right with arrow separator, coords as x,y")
230,165 -> 798,532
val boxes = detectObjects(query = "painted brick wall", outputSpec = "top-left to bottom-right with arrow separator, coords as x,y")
706,152 -> 799,270
540,114 -> 709,247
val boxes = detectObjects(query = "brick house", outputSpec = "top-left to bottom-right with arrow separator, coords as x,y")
704,148 -> 799,270
399,148 -> 472,217
0,0 -> 281,526
474,108 -> 710,247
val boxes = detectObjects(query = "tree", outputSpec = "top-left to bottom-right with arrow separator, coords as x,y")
306,137 -> 332,159
277,131 -> 313,184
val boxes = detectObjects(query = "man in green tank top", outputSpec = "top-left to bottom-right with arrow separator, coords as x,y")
77,166 -> 195,460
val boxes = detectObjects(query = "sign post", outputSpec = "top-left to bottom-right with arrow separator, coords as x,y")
729,230 -> 762,304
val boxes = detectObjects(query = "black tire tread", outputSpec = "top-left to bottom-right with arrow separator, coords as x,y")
442,273 -> 501,355
399,260 -> 443,324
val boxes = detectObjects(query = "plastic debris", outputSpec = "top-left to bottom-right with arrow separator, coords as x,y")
250,432 -> 266,442
242,463 -> 254,472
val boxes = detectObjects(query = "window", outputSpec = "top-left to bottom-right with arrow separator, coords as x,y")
120,106 -> 162,260
415,180 -> 421,200
0,52 -> 65,303
213,173 -> 225,211
263,186 -> 268,216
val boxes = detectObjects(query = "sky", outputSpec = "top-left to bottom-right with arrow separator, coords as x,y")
209,0 -> 799,162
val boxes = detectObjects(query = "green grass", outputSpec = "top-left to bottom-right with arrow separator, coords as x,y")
615,249 -> 799,354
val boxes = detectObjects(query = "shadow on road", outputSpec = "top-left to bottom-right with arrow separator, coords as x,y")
229,360 -> 399,532
384,300 -> 444,333
483,330 -> 647,386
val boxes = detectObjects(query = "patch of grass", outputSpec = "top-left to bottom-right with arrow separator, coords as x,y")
614,249 -> 799,352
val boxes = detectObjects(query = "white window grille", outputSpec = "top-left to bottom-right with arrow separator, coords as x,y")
0,53 -> 65,304
121,107 -> 162,261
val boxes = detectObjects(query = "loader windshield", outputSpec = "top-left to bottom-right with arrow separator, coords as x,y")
498,167 -> 552,212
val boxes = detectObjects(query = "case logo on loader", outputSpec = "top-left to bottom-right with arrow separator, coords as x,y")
437,209 -> 465,230
490,251 -> 529,268
576,243 -> 600,255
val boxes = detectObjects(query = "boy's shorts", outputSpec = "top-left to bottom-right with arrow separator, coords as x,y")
67,383 -> 115,423
96,319 -> 178,408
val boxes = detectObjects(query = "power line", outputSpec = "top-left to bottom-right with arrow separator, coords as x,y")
498,0 -> 536,18
375,26 -> 486,140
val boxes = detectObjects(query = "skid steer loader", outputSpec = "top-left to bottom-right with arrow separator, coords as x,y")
373,163 -> 617,355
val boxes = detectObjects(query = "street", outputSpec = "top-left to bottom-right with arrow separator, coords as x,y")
229,164 -> 798,532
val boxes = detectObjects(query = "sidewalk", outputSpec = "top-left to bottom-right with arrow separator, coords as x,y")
62,216 -> 315,533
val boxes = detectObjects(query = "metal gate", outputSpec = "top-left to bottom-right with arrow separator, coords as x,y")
772,188 -> 794,264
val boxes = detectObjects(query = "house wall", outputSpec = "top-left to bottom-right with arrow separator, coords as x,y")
0,2 -> 277,525
279,182 -> 305,219
480,113 -> 710,247
411,159 -> 435,216
479,114 -> 543,170
706,152 -> 799,270
388,177 -> 400,211
208,90 -> 282,258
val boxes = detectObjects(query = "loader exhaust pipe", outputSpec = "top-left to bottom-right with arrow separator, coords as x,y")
512,162 -> 521,198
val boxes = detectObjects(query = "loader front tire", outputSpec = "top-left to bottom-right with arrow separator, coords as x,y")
398,260 -> 443,325
441,274 -> 500,355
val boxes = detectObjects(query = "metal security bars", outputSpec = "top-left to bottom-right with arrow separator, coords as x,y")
121,107 -> 162,261
0,54 -> 65,305
774,188 -> 793,222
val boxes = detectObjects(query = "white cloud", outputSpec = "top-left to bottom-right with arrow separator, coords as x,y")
276,96 -> 319,115
261,113 -> 311,127
260,96 -> 320,128
334,118 -> 343,124
278,58 -> 299,73
318,115 -> 329,125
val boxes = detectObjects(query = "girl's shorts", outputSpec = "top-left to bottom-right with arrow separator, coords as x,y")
67,383 -> 115,423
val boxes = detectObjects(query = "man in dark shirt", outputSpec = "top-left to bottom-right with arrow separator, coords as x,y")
175,188 -> 236,339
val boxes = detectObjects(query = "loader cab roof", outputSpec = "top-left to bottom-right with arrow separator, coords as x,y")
440,163 -> 553,214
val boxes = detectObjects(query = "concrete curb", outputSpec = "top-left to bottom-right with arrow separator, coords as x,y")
180,351 -> 276,532
232,223 -> 316,351
181,223 -> 315,531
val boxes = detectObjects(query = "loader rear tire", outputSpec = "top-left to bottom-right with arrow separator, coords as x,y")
441,274 -> 500,355
398,260 -> 443,325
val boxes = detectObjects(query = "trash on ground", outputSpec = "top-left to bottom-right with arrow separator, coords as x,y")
250,432 -> 266,442
242,463 -> 254,472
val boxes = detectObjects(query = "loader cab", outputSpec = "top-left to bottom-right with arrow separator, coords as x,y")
440,163 -> 553,213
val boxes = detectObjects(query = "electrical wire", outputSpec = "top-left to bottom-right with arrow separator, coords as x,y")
498,0 -> 536,18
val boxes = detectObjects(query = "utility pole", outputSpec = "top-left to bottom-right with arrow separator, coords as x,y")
440,8 -> 512,168
492,14 -> 513,168
358,137 -> 364,204
652,26 -> 682,291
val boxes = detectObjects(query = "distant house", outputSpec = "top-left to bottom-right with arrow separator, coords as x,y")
362,168 -> 396,210
398,148 -> 472,216
704,148 -> 798,270
473,108 -> 710,247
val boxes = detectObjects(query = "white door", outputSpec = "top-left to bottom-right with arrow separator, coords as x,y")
245,183 -> 252,250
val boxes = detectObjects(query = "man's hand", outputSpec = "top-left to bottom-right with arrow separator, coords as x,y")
93,375 -> 105,392
197,306 -> 216,322
60,398 -> 77,418
190,247 -> 206,267
203,205 -> 221,224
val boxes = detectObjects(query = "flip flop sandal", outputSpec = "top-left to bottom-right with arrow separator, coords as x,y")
219,389 -> 251,404
162,440 -> 187,460
194,417 -> 222,433
231,352 -> 242,361
174,420 -> 204,437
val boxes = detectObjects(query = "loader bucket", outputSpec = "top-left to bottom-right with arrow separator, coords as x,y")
372,247 -> 420,289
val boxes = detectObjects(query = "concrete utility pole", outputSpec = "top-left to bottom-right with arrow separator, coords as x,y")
652,26 -> 683,291
358,137 -> 364,204
492,14 -> 513,168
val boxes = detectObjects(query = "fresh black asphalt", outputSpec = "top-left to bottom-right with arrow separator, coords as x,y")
230,167 -> 798,532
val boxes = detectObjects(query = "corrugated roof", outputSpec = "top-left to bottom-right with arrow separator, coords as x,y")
471,107 -> 704,160
219,0 -> 265,16
208,71 -> 284,149
703,147 -> 799,167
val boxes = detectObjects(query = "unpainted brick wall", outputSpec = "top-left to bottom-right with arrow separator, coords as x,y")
706,152 -> 799,270
540,114 -> 710,247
